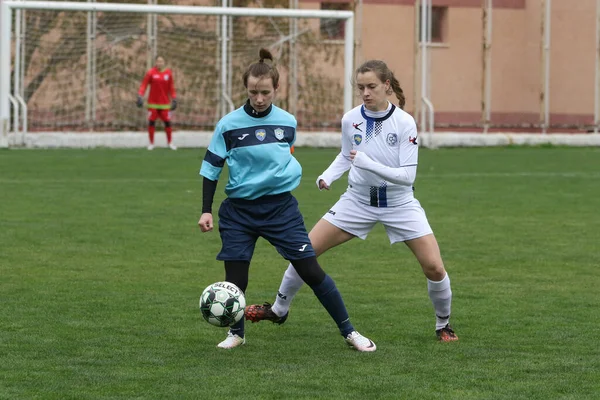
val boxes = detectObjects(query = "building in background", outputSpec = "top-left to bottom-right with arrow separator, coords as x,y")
305,0 -> 596,131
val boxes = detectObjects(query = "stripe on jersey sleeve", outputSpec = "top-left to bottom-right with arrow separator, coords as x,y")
199,150 -> 225,181
200,161 -> 223,181
203,149 -> 225,168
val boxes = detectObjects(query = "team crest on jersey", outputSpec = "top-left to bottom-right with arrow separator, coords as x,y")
353,134 -> 363,146
164,75 -> 169,81
386,133 -> 398,146
274,128 -> 285,140
255,129 -> 266,141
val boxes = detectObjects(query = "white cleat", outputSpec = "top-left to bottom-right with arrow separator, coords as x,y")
345,331 -> 376,352
169,143 -> 177,150
147,144 -> 154,151
217,332 -> 245,349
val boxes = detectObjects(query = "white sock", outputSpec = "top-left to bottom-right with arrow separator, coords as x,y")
271,263 -> 304,317
427,273 -> 452,330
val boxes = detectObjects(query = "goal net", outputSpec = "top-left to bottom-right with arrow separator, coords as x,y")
1,0 -> 354,142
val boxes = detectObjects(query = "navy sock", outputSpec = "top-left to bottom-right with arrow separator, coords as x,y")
310,274 -> 355,337
229,319 -> 244,338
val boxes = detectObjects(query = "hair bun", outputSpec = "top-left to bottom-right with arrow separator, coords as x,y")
259,48 -> 274,63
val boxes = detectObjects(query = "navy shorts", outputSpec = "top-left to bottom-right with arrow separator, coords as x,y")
216,192 -> 316,262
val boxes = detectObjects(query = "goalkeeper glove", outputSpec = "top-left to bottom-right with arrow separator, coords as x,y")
170,99 -> 178,111
136,95 -> 143,108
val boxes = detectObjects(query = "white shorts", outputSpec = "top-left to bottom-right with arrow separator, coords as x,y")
322,192 -> 433,244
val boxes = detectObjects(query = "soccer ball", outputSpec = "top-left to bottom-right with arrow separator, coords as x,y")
199,281 -> 246,327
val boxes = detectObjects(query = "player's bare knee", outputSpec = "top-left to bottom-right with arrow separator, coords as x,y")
421,260 -> 445,281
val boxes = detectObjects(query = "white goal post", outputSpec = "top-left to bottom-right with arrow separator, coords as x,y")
0,1 -> 354,148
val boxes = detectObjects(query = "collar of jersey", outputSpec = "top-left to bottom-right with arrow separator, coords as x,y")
360,104 -> 396,122
244,100 -> 273,118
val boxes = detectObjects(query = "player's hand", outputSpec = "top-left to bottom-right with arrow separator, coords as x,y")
198,213 -> 213,233
318,179 -> 330,190
136,95 -> 143,108
170,99 -> 177,111
349,150 -> 358,161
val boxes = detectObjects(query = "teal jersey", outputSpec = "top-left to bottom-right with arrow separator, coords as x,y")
200,103 -> 300,200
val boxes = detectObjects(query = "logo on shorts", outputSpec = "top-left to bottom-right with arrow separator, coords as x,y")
353,134 -> 363,146
274,128 -> 285,140
255,129 -> 266,141
327,210 -> 336,216
387,133 -> 398,146
298,244 -> 308,252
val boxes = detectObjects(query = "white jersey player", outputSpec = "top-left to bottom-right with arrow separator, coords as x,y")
244,60 -> 458,342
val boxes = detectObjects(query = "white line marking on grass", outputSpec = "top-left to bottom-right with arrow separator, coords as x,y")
417,172 -> 600,178
0,179 -> 197,184
1,172 -> 600,185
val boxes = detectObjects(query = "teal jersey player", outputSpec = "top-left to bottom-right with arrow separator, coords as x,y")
200,103 -> 299,200
197,48 -> 375,352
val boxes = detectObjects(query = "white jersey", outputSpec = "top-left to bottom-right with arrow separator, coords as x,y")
339,104 -> 418,207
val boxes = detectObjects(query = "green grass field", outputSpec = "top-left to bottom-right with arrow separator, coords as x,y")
1,147 -> 599,399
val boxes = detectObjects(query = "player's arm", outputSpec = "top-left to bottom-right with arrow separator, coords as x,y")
169,70 -> 177,110
198,177 -> 218,232
201,177 -> 218,214
286,116 -> 298,155
137,70 -> 151,107
316,119 -> 352,189
352,152 -> 416,186
316,152 -> 351,190
198,123 -> 228,232
352,120 -> 418,186
138,70 -> 151,97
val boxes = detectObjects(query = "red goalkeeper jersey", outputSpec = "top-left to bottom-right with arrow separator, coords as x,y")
138,67 -> 176,109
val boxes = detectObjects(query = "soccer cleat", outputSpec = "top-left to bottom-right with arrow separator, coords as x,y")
217,332 -> 245,349
147,144 -> 154,151
169,143 -> 177,150
244,302 -> 288,325
436,324 -> 459,342
345,331 -> 376,352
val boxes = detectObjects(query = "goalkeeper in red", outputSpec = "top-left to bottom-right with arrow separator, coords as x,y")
137,55 -> 178,150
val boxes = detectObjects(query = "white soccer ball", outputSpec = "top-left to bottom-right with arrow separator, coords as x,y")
199,281 -> 246,327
